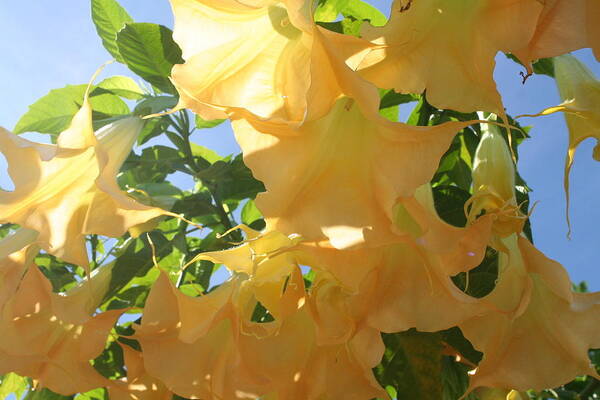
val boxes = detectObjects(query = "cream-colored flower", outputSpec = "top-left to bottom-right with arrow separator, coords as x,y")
170,0 -> 378,125
359,0 -> 543,113
233,99 -> 473,249
461,235 -> 600,391
0,261 -> 122,395
0,93 -> 167,267
513,0 -> 600,70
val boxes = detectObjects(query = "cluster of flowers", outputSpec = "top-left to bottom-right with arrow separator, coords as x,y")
0,0 -> 599,399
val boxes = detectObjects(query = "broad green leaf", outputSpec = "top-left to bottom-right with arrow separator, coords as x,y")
197,154 -> 265,202
432,185 -> 471,227
116,23 -> 183,94
14,84 -> 129,134
316,16 -> 364,37
190,143 -> 223,164
452,247 -> 499,298
314,0 -> 387,26
91,0 -> 133,62
92,341 -> 125,380
133,181 -> 183,209
0,373 -> 28,400
94,76 -> 144,99
196,115 -> 226,130
102,232 -> 172,303
134,95 -> 178,116
137,116 -> 168,145
241,199 -> 263,225
375,330 -> 444,400
24,388 -> 71,400
75,388 -> 107,400
441,357 -> 478,400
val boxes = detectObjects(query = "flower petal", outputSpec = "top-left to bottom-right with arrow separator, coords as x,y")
359,0 -> 542,113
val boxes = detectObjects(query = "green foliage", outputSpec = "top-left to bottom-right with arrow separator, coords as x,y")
0,373 -> 29,400
196,115 -> 226,130
315,0 -> 387,26
91,0 -> 133,62
116,23 -> 183,94
14,84 -> 129,134
375,330 -> 444,400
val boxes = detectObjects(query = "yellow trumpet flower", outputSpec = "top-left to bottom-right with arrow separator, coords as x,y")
169,0 -> 377,125
108,344 -> 173,400
522,54 -> 600,233
0,262 -> 122,395
513,0 -> 600,70
0,95 -> 167,267
0,228 -> 39,308
233,98 -> 473,249
461,235 -> 600,392
359,0 -> 543,113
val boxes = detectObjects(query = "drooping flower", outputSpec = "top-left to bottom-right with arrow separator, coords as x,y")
0,228 -> 39,308
460,235 -> 600,391
0,262 -> 122,395
108,344 -> 172,400
512,0 -> 600,70
359,0 -> 543,113
523,54 -> 600,232
233,98 -> 473,249
136,269 -> 310,400
0,92 -> 167,267
169,0 -> 378,125
136,227 -> 386,399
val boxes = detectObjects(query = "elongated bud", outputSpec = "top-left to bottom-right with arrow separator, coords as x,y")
96,116 -> 144,176
468,116 -> 525,241
472,116 -> 516,205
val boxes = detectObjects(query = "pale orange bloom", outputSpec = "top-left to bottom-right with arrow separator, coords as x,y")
108,344 -> 172,400
0,262 -> 122,395
233,99 -> 473,249
461,235 -> 600,391
0,96 -> 166,267
137,226 -> 386,399
523,55 -> 600,233
0,229 -> 39,308
170,0 -> 378,125
513,0 -> 600,70
135,266 -> 308,399
359,0 -> 543,113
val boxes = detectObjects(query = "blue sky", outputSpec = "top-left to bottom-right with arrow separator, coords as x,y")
1,1 -> 600,290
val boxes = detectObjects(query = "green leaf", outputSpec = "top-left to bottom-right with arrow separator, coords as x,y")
198,154 -> 265,202
375,330 -> 444,400
0,373 -> 29,400
24,388 -> 72,400
315,0 -> 387,26
14,84 -> 129,134
116,23 -> 183,94
196,115 -> 226,130
190,143 -> 223,164
241,199 -> 263,225
432,185 -> 471,227
91,0 -> 133,62
75,388 -> 107,400
93,76 -> 144,99
102,232 -> 172,303
134,96 -> 178,116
